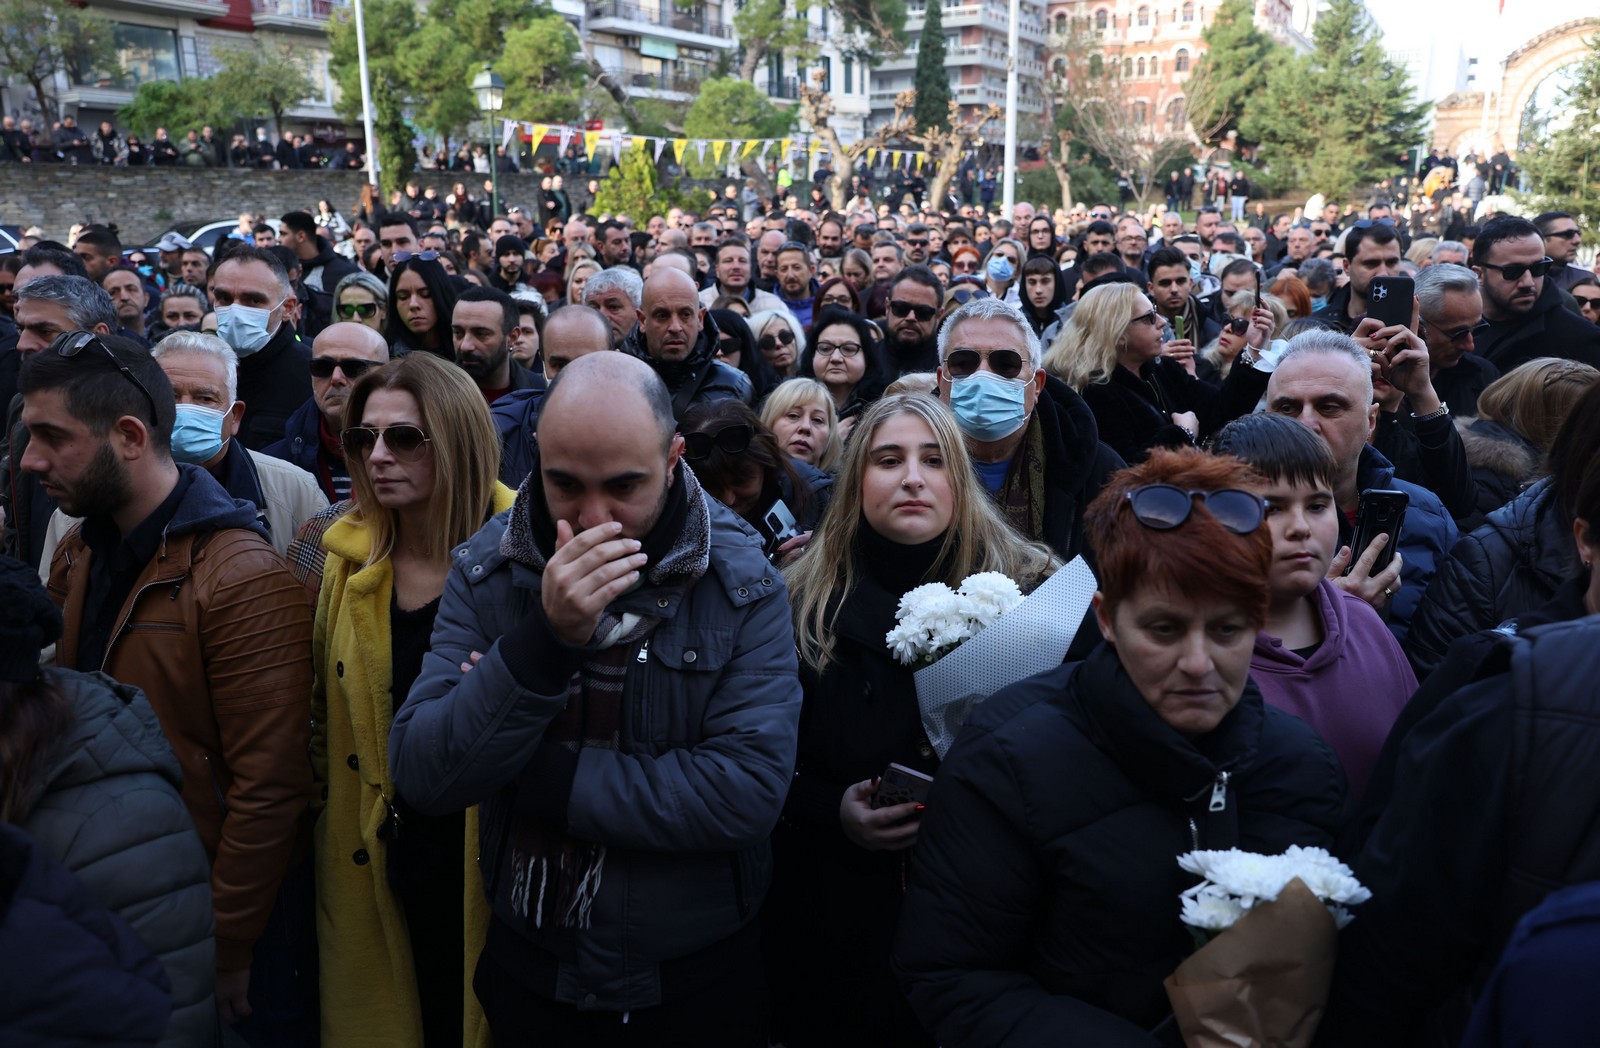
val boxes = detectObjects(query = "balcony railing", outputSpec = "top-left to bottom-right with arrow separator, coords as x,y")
602,66 -> 706,95
587,2 -> 733,39
252,0 -> 344,18
767,76 -> 801,100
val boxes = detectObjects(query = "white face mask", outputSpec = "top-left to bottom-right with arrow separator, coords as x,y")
215,299 -> 282,357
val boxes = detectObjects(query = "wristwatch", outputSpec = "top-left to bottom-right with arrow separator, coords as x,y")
1410,401 -> 1449,422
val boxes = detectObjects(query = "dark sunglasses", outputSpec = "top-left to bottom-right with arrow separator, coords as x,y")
948,288 -> 990,307
716,336 -> 741,358
391,250 -> 440,263
341,424 -> 432,461
889,299 -> 938,322
682,423 -> 752,461
1478,257 -> 1554,281
944,348 -> 1028,379
1129,309 -> 1160,327
52,331 -> 159,422
310,356 -> 379,379
336,301 -> 379,319
1574,294 -> 1600,308
1545,229 -> 1582,240
1126,484 -> 1267,535
1226,316 -> 1251,335
758,329 -> 796,351
905,238 -> 930,246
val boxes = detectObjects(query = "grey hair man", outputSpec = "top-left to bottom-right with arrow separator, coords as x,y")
1416,263 -> 1497,414
582,265 -> 644,350
1429,240 -> 1469,268
934,297 -> 1121,560
1265,330 -> 1458,642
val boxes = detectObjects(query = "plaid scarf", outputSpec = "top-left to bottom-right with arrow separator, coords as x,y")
997,412 -> 1047,543
496,459 -> 712,930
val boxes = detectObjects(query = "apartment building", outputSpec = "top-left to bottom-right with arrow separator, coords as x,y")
866,0 -> 1049,142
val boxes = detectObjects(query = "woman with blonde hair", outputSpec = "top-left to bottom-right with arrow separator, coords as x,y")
1456,357 -> 1600,529
748,307 -> 807,378
565,257 -> 602,306
766,392 -> 1056,1047
760,376 -> 841,471
313,352 -> 513,1047
1046,281 -> 1246,463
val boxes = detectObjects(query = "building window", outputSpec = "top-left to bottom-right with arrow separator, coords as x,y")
767,51 -> 783,97
1166,97 -> 1187,130
1094,9 -> 1108,30
1124,57 -> 1134,76
1089,53 -> 1104,76
1137,5 -> 1150,25
1136,57 -> 1146,77
1054,12 -> 1067,33
1181,1 -> 1194,21
74,22 -> 180,89
1133,100 -> 1149,124
1175,47 -> 1190,72
844,57 -> 854,94
819,55 -> 832,93
1150,56 -> 1159,75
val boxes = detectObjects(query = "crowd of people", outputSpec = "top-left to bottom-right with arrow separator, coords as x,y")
3,161 -> 1600,1048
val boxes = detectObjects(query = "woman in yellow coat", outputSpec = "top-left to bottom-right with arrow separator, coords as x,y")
312,352 -> 511,1047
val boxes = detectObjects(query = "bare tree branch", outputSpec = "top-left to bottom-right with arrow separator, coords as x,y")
800,71 -> 916,211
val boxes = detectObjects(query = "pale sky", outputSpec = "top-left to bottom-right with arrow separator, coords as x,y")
1365,0 -> 1596,68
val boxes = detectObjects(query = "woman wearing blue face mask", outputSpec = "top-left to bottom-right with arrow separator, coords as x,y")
983,237 -> 1025,305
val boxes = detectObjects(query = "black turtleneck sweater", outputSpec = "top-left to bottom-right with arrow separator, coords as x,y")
885,335 -> 941,378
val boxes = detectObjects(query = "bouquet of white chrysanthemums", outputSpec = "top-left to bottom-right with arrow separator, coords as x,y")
882,560 -> 1098,758
885,573 -> 1025,667
1177,846 -> 1373,939
1164,846 -> 1371,1048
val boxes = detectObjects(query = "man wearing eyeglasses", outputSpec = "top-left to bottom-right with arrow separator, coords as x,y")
881,267 -> 944,375
1414,264 -> 1498,417
1473,215 -> 1600,374
264,322 -> 390,504
934,298 -> 1122,562
1573,278 -> 1600,327
21,333 -> 315,1036
1535,211 -> 1592,294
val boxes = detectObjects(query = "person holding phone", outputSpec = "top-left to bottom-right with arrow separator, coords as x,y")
678,399 -> 831,564
892,447 -> 1347,1046
770,393 -> 1056,1047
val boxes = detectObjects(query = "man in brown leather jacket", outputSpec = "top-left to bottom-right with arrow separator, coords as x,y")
19,332 -> 314,1037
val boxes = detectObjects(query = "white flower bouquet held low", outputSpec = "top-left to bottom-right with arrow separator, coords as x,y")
884,558 -> 1098,758
1164,846 -> 1371,1047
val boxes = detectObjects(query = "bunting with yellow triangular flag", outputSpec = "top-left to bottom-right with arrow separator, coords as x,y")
672,139 -> 689,163
712,140 -> 728,164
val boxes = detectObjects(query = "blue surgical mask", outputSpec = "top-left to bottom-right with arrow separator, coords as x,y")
136,264 -> 154,277
170,403 -> 230,464
215,300 -> 281,357
948,372 -> 1030,442
1310,295 -> 1327,312
1188,259 -> 1203,283
986,254 -> 1015,282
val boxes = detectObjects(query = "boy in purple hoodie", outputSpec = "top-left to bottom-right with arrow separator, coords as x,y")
1214,413 -> 1416,800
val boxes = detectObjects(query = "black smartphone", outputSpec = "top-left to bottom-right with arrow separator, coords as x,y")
761,498 -> 803,559
1366,275 -> 1415,330
870,763 -> 935,810
1346,489 -> 1409,577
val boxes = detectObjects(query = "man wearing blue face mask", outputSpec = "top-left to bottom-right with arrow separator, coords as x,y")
210,246 -> 312,450
934,298 -> 1123,562
39,333 -> 328,568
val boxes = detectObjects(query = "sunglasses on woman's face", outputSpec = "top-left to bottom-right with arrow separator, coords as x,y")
1226,316 -> 1251,336
758,329 -> 796,352
682,423 -> 753,461
336,301 -> 379,319
1125,484 -> 1266,534
341,424 -> 432,462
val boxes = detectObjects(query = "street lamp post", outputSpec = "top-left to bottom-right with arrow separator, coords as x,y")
471,63 -> 507,221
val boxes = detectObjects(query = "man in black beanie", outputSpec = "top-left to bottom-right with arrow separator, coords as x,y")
492,235 -> 532,296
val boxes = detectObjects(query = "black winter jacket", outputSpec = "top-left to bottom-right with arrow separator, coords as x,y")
1404,479 -> 1577,678
1453,416 -> 1540,532
1476,278 -> 1600,374
620,314 -> 752,422
1078,356 -> 1252,465
1018,377 -> 1125,562
1329,616 -> 1600,1045
237,323 -> 312,451
892,643 -> 1348,1047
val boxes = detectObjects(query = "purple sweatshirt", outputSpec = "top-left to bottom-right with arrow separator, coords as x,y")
1252,578 -> 1417,800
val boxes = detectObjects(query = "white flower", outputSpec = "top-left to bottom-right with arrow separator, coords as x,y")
1280,846 -> 1373,905
897,582 -> 960,620
1179,884 -> 1248,931
957,572 -> 1025,624
1176,846 -> 1371,931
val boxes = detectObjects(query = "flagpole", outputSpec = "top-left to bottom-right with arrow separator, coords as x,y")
352,0 -> 380,193
1002,0 -> 1021,220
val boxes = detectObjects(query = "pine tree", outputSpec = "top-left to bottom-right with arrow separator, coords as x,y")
1241,0 -> 1426,200
1185,0 -> 1284,147
913,0 -> 951,134
1518,35 -> 1600,228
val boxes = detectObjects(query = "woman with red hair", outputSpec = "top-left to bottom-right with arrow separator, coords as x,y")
894,447 -> 1350,1046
